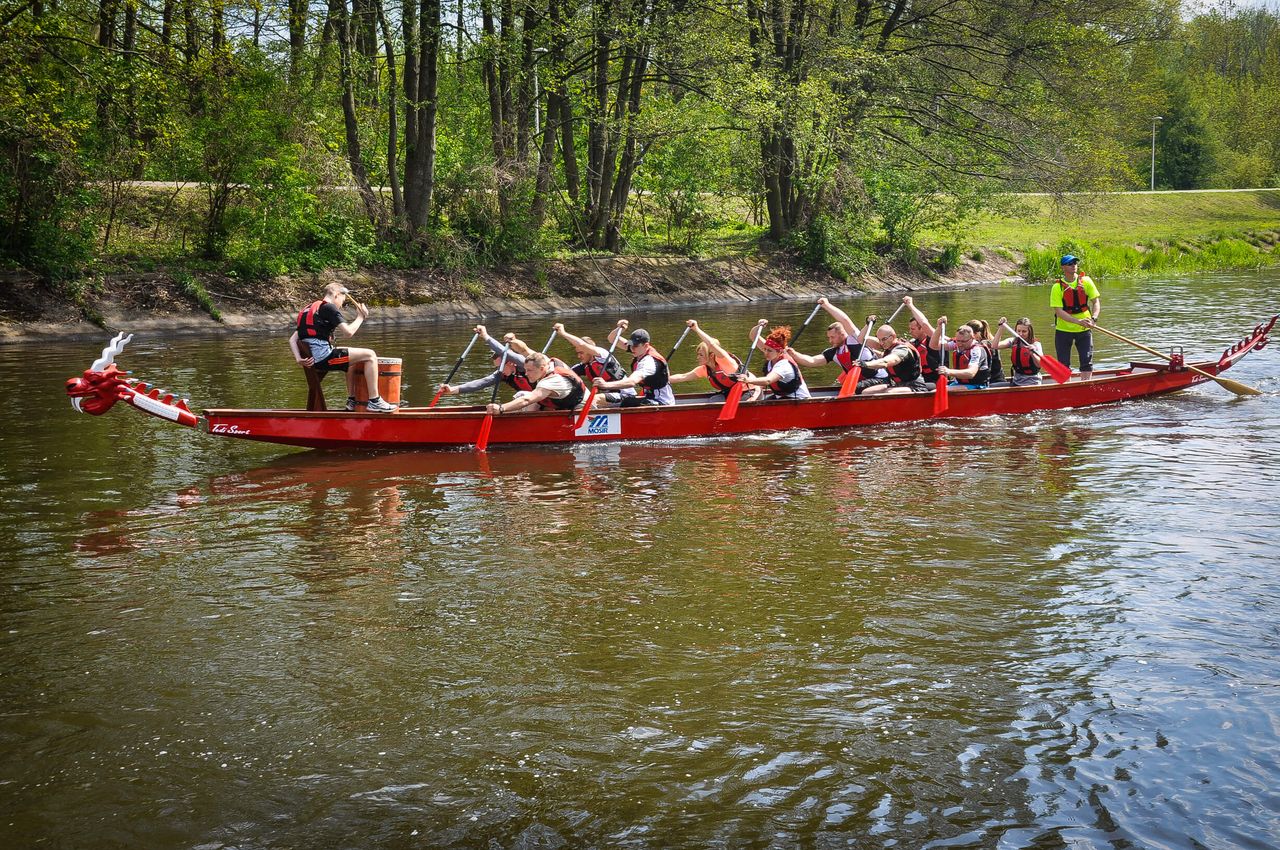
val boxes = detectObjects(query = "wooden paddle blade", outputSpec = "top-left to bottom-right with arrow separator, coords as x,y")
933,374 -> 949,415
574,388 -> 600,430
1210,374 -> 1264,396
427,388 -> 445,408
475,414 -> 494,452
1040,354 -> 1072,384
717,381 -> 746,421
837,365 -> 861,399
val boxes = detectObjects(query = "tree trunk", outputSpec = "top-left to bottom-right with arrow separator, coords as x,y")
404,0 -> 441,231
333,0 -> 387,232
377,0 -> 403,218
289,0 -> 308,81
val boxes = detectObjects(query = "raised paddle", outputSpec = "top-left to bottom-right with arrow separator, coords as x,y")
475,344 -> 512,452
838,314 -> 877,399
791,302 -> 824,349
666,324 -> 693,360
996,321 -> 1072,385
573,325 -> 628,431
540,328 -> 557,354
718,322 -> 766,421
427,332 -> 481,408
1090,323 -> 1262,396
933,321 -> 949,415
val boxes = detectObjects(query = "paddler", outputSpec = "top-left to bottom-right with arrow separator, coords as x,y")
932,316 -> 990,389
668,319 -> 761,401
437,324 -> 534,398
993,316 -> 1044,386
737,321 -> 811,400
591,324 -> 675,407
900,296 -> 943,384
787,298 -> 888,392
1052,254 -> 1100,381
551,322 -> 635,405
856,325 -> 928,395
290,283 -> 396,412
485,351 -> 586,414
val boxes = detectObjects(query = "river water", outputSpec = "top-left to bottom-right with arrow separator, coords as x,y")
3,270 -> 1279,848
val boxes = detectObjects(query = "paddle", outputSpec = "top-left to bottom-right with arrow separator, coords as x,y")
475,344 -> 512,452
427,332 -> 481,408
996,321 -> 1072,385
837,315 -> 877,399
791,302 -> 824,349
718,322 -> 766,421
1091,323 -> 1262,396
573,325 -> 627,431
933,321 -> 949,415
540,328 -> 557,354
666,324 -> 693,360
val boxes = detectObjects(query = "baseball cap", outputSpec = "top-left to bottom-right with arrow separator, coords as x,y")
629,329 -> 651,346
1060,254 -> 1079,265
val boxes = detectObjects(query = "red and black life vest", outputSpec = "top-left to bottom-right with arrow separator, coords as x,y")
1058,278 -> 1089,313
1010,339 -> 1041,376
911,336 -> 940,380
631,350 -> 670,397
503,367 -> 535,393
581,353 -> 626,383
884,342 -> 921,384
707,354 -> 743,394
536,366 -> 587,411
296,300 -> 336,341
768,353 -> 805,397
949,345 -> 991,386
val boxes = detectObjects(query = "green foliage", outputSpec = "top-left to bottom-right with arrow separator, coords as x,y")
938,244 -> 963,271
1023,235 -> 1277,280
787,213 -> 879,281
172,269 -> 223,321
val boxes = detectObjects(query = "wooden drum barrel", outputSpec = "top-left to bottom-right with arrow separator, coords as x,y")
353,357 -> 403,406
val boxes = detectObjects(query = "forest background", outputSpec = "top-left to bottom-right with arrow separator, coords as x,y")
2,0 -> 1279,311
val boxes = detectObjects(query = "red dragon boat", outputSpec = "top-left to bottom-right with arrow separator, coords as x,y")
65,317 -> 1275,451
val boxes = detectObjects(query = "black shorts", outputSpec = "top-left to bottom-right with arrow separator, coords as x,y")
855,376 -> 891,394
314,348 -> 351,372
894,378 -> 930,393
619,396 -> 659,408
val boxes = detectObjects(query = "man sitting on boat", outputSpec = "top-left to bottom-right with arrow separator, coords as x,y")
551,322 -> 635,405
900,296 -> 943,384
787,298 -> 888,392
290,283 -> 396,412
856,325 -> 929,395
932,316 -> 990,389
438,324 -> 534,398
485,351 -> 586,415
591,327 -> 675,407
669,319 -> 761,401
737,321 -> 812,400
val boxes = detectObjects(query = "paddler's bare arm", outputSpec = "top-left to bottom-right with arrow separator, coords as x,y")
785,347 -> 828,368
289,332 -> 312,366
902,296 -> 935,336
336,299 -> 368,337
819,298 -> 857,338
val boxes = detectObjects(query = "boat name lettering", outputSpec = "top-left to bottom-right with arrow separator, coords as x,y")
211,423 -> 252,435
574,412 -> 621,438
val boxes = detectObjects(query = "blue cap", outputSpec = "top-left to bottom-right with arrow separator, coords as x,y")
1060,254 -> 1079,265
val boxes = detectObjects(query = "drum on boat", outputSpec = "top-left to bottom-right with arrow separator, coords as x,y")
353,357 -> 402,406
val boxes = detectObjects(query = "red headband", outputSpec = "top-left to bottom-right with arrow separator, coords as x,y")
763,337 -> 785,351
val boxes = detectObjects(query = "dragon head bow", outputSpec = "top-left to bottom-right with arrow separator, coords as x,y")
66,332 -> 134,415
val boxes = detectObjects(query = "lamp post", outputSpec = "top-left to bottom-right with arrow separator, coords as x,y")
1150,116 -> 1163,191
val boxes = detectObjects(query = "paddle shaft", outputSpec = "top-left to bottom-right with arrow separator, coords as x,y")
1091,323 -> 1262,396
475,344 -> 512,452
666,325 -> 692,360
428,333 -> 481,407
790,302 -> 824,350
540,328 -> 557,354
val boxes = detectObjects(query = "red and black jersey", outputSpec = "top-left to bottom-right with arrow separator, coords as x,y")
911,336 -> 941,380
949,345 -> 991,385
503,367 -> 535,393
883,342 -> 921,384
537,366 -> 587,411
707,354 -> 743,393
1010,339 -> 1041,376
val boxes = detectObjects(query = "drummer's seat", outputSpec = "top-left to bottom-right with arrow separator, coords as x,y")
297,340 -> 328,411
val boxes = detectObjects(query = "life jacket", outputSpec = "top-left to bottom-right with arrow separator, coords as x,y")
537,366 -> 586,411
912,336 -> 940,380
950,344 -> 990,386
768,353 -> 805,397
581,353 -> 626,383
296,300 -> 332,341
503,366 -> 535,393
707,354 -> 743,394
833,341 -> 862,372
630,349 -> 670,397
1058,278 -> 1089,314
884,342 -> 921,384
1010,338 -> 1041,376
982,340 -> 1005,384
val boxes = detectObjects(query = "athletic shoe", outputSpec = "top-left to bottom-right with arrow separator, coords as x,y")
365,396 -> 396,413
344,397 -> 359,411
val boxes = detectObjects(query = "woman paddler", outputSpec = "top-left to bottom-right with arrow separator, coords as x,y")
966,319 -> 1006,385
786,297 -> 888,392
485,351 -> 585,415
591,323 -> 675,407
737,321 -> 811,400
668,319 -> 760,400
992,316 -> 1044,386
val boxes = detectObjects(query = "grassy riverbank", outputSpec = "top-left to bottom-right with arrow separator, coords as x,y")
960,189 -> 1280,279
